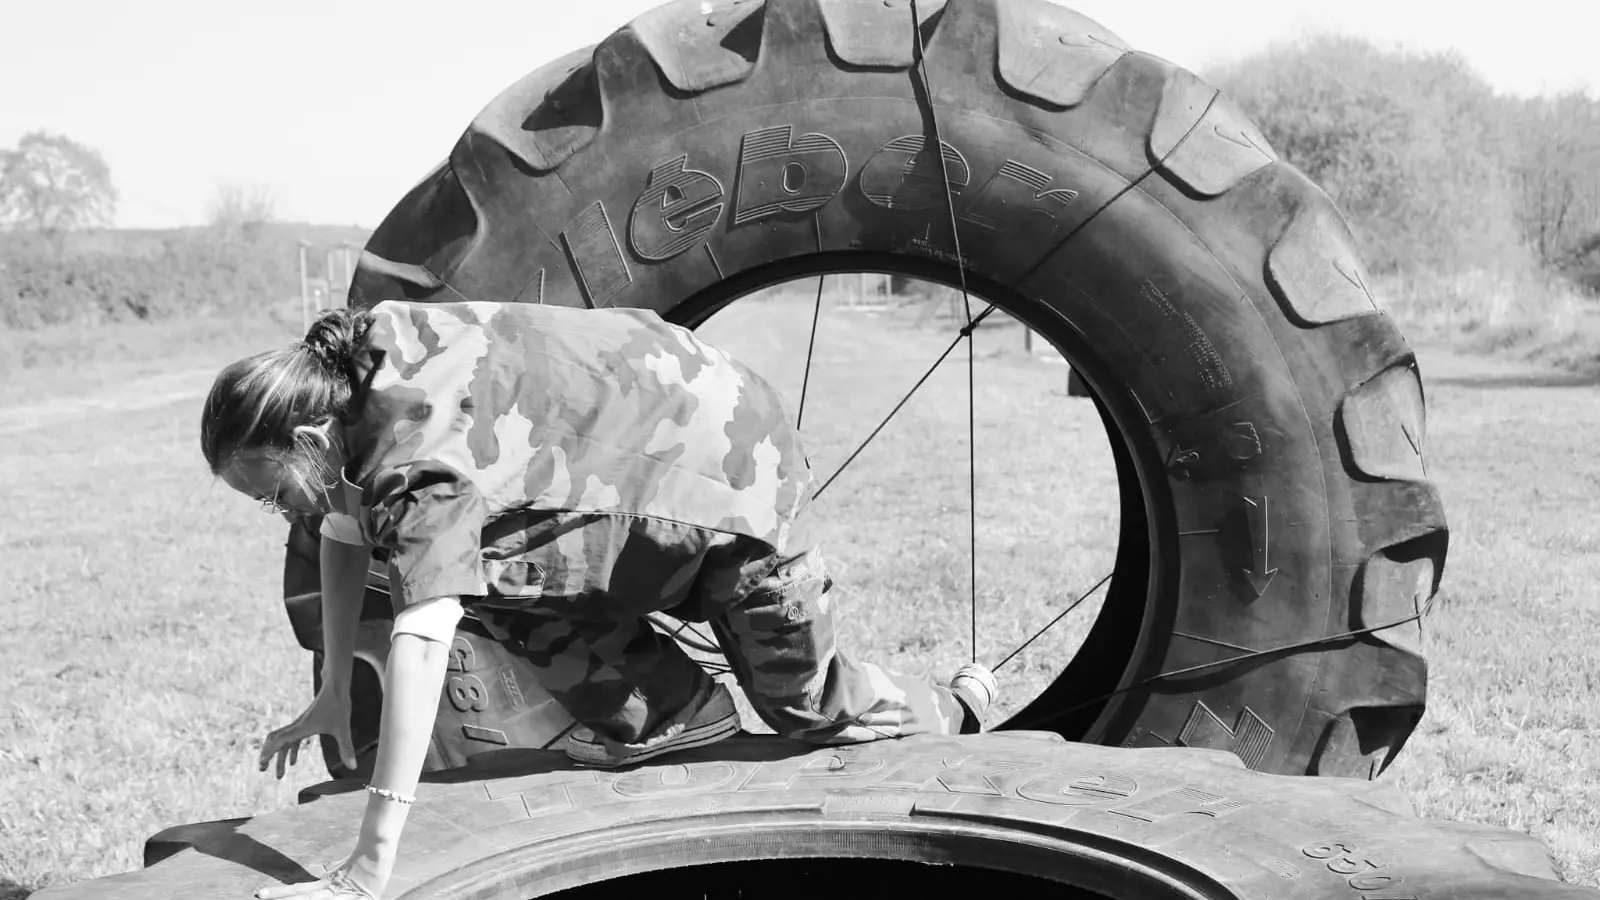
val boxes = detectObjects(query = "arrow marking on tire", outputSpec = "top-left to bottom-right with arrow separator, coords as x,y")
1243,495 -> 1277,598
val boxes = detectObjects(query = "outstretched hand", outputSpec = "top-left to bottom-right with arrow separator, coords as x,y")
259,688 -> 357,778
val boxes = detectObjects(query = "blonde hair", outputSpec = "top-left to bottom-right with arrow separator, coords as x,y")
200,307 -> 374,492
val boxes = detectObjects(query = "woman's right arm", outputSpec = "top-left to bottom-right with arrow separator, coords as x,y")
258,532 -> 371,777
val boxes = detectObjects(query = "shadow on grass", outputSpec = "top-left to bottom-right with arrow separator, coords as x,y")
1,879 -> 35,900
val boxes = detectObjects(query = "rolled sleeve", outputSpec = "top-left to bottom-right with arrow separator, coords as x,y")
392,596 -> 464,644
319,511 -> 366,546
367,459 -> 488,614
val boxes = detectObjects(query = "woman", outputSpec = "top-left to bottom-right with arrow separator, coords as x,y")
202,299 -> 997,900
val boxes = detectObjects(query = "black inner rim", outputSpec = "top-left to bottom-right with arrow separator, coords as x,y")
542,858 -> 1114,899
420,819 -> 1217,900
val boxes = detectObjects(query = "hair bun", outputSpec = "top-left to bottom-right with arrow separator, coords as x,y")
300,307 -> 369,377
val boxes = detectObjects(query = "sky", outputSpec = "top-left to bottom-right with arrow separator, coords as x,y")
2,0 -> 1596,230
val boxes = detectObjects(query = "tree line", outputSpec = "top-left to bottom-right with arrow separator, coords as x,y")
0,133 -> 363,329
1209,35 -> 1600,287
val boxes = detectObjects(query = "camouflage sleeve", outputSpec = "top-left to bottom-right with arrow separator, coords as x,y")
365,459 -> 488,613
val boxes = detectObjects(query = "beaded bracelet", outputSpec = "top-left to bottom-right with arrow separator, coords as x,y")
365,784 -> 415,805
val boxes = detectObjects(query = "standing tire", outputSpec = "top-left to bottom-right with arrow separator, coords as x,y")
98,734 -> 1592,899
291,0 -> 1445,780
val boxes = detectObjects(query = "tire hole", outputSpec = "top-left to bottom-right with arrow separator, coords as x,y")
547,859 -> 1116,899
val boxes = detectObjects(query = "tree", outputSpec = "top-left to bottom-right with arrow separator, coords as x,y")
1209,37 -> 1524,275
1504,91 -> 1600,262
206,180 -> 280,240
0,131 -> 117,234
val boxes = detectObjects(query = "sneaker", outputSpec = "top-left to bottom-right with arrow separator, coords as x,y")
949,663 -> 998,734
565,681 -> 742,768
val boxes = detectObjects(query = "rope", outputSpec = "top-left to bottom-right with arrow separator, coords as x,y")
1008,609 -> 1432,729
910,0 -> 979,663
796,275 -> 825,431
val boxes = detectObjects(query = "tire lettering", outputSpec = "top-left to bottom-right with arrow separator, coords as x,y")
461,724 -> 509,746
1302,842 -> 1410,898
447,636 -> 476,674
616,133 -> 1095,272
739,751 -> 885,791
561,201 -> 632,307
475,748 -> 1284,842
486,770 -> 598,818
1176,700 -> 1274,770
628,155 -> 726,261
874,756 -> 1037,795
1139,279 -> 1232,393
613,762 -> 738,798
498,667 -> 526,710
1015,770 -> 1138,806
859,135 -> 970,211
1108,785 -> 1246,823
1304,842 -> 1356,860
447,675 -> 489,713
1226,420 -> 1262,461
958,159 -> 1077,235
733,125 -> 848,225
515,267 -> 546,305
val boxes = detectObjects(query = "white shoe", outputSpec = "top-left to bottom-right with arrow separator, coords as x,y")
565,682 -> 741,768
949,663 -> 998,734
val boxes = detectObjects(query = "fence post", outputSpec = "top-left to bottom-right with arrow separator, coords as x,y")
298,240 -> 311,330
341,242 -> 358,307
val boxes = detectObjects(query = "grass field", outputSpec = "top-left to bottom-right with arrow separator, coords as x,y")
2,289 -> 1598,896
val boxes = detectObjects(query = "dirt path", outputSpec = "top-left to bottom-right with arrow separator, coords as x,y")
0,366 -> 217,437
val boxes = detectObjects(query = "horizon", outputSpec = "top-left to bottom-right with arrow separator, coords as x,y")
3,0 -> 1596,231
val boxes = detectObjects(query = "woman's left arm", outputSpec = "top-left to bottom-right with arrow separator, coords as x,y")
351,597 -> 465,892
257,597 -> 464,900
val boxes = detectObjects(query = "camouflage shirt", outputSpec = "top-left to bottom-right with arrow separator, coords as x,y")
323,300 -> 814,614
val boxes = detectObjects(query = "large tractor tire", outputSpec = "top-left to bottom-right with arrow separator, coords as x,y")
38,734 -> 1596,899
286,0 -> 1445,780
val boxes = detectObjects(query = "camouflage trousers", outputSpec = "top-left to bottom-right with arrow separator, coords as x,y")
472,510 -> 968,746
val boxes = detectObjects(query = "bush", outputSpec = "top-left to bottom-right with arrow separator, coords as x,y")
1210,36 -> 1528,275
0,226 -> 366,330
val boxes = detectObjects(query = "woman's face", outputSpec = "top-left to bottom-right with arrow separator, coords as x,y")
220,449 -> 338,521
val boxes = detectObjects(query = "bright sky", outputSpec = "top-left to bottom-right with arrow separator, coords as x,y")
2,0 -> 1595,229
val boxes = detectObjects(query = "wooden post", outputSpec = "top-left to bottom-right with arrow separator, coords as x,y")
325,249 -> 338,312
298,240 -> 311,329
341,242 -> 358,307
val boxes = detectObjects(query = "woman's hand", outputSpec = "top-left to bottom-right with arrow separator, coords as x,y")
255,851 -> 390,900
259,687 -> 358,778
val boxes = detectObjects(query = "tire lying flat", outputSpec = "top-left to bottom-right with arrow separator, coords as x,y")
295,0 -> 1445,779
34,734 -> 1595,899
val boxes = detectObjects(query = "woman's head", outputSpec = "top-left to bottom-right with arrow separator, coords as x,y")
201,307 -> 373,517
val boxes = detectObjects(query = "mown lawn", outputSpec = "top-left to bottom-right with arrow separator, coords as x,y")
2,290 -> 1597,895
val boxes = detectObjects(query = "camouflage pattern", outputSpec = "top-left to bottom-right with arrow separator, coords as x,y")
340,298 -> 965,744
703,543 -> 968,743
340,299 -> 814,610
481,537 -> 967,745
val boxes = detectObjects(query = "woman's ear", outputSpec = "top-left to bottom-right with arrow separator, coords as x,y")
291,419 -> 337,453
